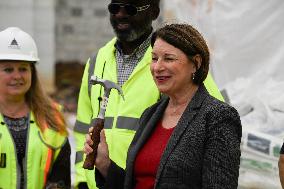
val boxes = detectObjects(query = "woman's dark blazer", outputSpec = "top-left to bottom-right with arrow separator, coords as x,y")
96,84 -> 242,189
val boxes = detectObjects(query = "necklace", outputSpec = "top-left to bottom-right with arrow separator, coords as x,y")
167,85 -> 198,116
3,115 -> 29,131
168,102 -> 188,116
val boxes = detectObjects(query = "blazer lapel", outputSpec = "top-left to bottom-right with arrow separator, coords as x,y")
125,97 -> 169,188
130,98 -> 169,160
155,85 -> 209,183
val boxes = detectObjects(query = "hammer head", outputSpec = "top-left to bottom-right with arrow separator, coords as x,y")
90,75 -> 124,99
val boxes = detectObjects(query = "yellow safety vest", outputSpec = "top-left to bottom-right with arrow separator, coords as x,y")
74,37 -> 224,189
0,113 -> 67,189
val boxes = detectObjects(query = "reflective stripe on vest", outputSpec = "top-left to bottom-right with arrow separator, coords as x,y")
116,116 -> 139,130
74,116 -> 139,134
75,151 -> 84,164
43,148 -> 53,186
74,118 -> 112,133
74,120 -> 90,134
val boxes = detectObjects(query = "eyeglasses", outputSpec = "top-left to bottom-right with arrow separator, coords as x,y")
108,3 -> 150,16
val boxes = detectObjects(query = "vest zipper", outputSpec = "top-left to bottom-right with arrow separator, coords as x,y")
2,119 -> 21,189
23,114 -> 31,189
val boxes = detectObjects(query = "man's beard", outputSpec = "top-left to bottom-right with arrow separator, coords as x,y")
111,19 -> 152,42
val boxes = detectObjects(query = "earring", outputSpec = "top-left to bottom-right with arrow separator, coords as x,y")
192,73 -> 195,81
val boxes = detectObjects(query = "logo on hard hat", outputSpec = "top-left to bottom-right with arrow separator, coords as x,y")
8,38 -> 20,49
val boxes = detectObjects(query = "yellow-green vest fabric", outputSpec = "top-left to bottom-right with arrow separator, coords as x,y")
0,113 -> 66,189
74,37 -> 224,189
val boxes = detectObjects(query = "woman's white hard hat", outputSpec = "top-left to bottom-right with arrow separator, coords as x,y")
0,27 -> 39,62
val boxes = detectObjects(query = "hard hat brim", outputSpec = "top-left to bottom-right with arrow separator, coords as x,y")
0,54 -> 39,62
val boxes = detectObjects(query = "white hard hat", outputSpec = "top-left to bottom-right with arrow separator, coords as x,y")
0,27 -> 39,62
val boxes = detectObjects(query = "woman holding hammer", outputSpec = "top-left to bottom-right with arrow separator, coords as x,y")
84,23 -> 242,189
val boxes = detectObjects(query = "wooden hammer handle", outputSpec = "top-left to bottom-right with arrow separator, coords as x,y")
83,118 -> 104,170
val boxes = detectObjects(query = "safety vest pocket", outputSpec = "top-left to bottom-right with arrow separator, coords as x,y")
0,133 -> 4,168
0,153 -> 6,168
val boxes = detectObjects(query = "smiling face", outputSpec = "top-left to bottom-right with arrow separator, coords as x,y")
150,38 -> 197,96
0,61 -> 32,99
109,0 -> 156,42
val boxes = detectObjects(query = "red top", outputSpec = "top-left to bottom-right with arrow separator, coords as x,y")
134,121 -> 174,189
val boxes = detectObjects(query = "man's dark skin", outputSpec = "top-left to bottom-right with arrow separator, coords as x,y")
109,0 -> 160,54
78,0 -> 160,188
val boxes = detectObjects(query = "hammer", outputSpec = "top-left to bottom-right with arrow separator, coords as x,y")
83,75 -> 124,170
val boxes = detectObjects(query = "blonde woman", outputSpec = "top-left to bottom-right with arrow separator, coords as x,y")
0,27 -> 70,189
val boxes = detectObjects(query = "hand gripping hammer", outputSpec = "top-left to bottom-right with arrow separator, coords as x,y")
83,75 -> 124,170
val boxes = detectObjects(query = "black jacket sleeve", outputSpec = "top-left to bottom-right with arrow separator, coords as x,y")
95,160 -> 126,189
46,138 -> 71,189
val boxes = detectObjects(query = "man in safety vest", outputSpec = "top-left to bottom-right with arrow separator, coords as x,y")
73,0 -> 224,188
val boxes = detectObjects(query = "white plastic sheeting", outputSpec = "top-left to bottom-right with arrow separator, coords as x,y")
163,0 -> 284,188
163,0 -> 284,88
226,75 -> 283,188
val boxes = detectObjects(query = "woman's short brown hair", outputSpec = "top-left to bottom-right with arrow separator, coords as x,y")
151,23 -> 210,85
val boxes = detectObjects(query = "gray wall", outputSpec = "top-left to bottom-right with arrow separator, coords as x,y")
55,0 -> 114,63
0,0 -> 56,93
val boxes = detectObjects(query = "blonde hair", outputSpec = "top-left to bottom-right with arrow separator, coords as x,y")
26,64 -> 67,135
